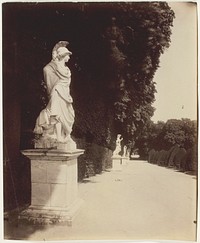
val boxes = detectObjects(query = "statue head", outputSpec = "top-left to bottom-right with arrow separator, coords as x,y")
52,41 -> 72,61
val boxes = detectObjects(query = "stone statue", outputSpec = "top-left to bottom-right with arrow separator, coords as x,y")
34,41 -> 76,150
113,134 -> 123,156
123,145 -> 127,157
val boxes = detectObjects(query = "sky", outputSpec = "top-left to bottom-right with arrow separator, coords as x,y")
152,2 -> 197,123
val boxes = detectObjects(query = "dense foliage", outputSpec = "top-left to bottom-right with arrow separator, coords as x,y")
72,2 -> 175,148
3,2 -> 175,150
135,119 -> 197,158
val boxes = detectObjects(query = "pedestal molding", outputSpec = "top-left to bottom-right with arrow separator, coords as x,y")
21,148 -> 84,161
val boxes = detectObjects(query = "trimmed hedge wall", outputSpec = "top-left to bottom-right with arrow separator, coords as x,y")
75,138 -> 112,181
148,144 -> 197,174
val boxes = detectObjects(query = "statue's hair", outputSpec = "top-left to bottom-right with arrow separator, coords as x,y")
52,41 -> 69,61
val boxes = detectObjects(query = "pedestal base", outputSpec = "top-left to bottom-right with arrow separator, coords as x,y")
18,199 -> 83,226
111,156 -> 122,171
19,148 -> 84,226
111,156 -> 128,170
122,157 -> 129,165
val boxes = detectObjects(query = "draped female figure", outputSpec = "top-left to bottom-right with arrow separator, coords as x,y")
34,41 -> 76,149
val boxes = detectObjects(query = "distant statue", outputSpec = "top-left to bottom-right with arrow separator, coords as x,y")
113,134 -> 123,156
34,41 -> 76,150
123,145 -> 127,157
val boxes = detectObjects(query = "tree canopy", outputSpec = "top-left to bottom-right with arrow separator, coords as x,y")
3,2 -> 175,149
70,2 -> 175,147
135,119 -> 197,158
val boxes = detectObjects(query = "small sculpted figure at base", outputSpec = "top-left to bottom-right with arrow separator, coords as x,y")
34,41 -> 76,150
113,134 -> 123,156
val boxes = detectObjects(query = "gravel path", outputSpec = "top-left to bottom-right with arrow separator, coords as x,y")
4,160 -> 197,241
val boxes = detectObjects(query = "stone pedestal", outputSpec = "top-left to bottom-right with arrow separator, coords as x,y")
19,148 -> 84,226
111,155 -> 123,171
122,156 -> 129,165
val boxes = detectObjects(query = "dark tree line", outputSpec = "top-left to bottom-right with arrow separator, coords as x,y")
72,2 -> 175,149
135,119 -> 197,173
3,2 -> 175,150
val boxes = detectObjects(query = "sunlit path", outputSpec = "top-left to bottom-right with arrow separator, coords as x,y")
5,160 -> 197,241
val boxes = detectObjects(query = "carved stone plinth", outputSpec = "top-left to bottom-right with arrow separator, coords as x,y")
111,155 -> 128,171
122,157 -> 129,165
111,155 -> 122,171
19,149 -> 84,226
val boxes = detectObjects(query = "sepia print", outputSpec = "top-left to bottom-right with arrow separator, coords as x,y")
2,1 -> 197,242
